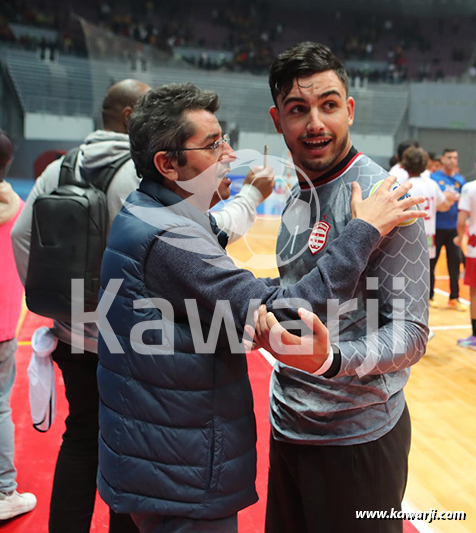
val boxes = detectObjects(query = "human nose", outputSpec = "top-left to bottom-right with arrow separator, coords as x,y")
307,108 -> 325,134
220,140 -> 236,163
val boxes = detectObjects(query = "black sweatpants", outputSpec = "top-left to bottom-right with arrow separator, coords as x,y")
265,404 -> 411,533
430,228 -> 462,300
49,339 -> 138,533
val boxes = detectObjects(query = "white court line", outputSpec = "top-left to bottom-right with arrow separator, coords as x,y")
435,276 -> 449,280
402,502 -> 435,533
434,287 -> 470,305
257,350 -> 432,532
259,348 -> 276,368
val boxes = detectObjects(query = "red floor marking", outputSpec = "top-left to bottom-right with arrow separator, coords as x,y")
6,313 -> 420,532
5,312 -> 109,532
238,352 -> 273,532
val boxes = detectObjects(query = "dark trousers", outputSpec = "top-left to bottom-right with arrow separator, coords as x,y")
265,404 -> 411,533
430,228 -> 462,300
131,513 -> 238,533
49,339 -> 138,533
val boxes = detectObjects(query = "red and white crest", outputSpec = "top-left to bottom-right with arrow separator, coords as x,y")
308,221 -> 330,255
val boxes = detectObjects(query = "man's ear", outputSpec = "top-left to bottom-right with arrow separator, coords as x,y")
270,106 -> 283,134
122,106 -> 133,129
347,97 -> 355,127
153,152 -> 179,182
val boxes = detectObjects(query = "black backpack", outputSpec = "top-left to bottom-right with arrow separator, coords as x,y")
25,147 -> 131,321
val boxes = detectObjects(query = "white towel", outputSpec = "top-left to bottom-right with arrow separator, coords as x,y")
27,327 -> 58,432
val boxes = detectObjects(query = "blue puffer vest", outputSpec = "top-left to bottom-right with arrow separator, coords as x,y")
96,179 -> 257,519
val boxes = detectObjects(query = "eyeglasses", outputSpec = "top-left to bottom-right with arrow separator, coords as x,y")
159,134 -> 231,152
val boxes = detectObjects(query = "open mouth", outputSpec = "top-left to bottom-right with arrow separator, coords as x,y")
302,138 -> 332,151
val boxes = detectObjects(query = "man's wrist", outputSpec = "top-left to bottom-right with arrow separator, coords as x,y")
313,344 -> 334,376
313,344 -> 341,378
240,184 -> 263,206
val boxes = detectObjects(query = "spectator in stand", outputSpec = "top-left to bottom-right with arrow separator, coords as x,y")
455,180 -> 476,348
0,132 -> 37,522
430,149 -> 466,310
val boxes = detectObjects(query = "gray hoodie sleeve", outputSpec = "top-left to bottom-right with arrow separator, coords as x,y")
335,220 -> 429,378
11,159 -> 62,285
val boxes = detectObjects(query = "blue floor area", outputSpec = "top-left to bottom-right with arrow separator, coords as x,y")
8,178 -> 35,201
212,175 -> 289,216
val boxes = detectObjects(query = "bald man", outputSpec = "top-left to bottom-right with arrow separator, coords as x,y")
11,79 -> 150,533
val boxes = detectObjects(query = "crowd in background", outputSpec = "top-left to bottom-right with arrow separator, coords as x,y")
1,0 -> 476,79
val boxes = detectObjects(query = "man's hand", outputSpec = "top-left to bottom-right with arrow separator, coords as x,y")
453,235 -> 461,247
243,166 -> 275,201
244,305 -> 330,374
351,176 -> 427,236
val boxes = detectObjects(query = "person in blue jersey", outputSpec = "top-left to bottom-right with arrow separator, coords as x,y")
249,41 -> 429,533
429,148 -> 466,310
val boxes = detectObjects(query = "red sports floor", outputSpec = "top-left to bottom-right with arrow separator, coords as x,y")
3,311 -> 419,532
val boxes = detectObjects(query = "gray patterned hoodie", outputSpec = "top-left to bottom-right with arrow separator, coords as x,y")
271,147 -> 429,445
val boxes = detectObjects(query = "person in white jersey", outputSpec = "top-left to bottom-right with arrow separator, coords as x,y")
402,147 -> 454,259
390,140 -> 430,184
454,181 -> 476,349
401,147 -> 455,341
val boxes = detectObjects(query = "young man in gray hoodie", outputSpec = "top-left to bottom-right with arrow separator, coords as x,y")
253,42 -> 429,533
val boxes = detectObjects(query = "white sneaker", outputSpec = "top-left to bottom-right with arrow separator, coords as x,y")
0,491 -> 37,520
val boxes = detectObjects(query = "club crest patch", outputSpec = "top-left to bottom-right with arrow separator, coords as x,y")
308,221 -> 330,255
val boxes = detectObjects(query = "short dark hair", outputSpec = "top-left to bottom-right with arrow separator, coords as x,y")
269,42 -> 349,106
396,139 -> 420,160
128,83 -> 220,182
443,148 -> 457,155
401,147 -> 428,176
428,151 -> 440,162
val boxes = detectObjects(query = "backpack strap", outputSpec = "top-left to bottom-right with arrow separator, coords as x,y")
93,154 -> 132,193
59,148 -> 81,186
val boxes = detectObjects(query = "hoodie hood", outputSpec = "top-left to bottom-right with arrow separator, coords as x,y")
79,130 -> 130,178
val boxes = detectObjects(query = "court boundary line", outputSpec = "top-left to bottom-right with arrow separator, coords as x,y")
434,287 -> 470,305
257,349 -> 432,533
402,502 -> 435,533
